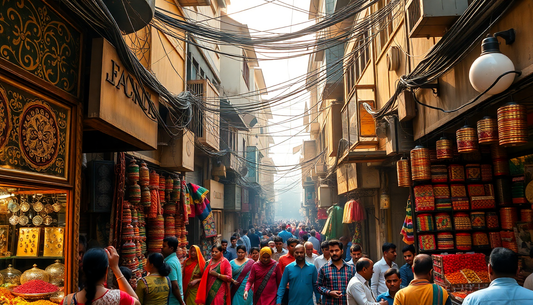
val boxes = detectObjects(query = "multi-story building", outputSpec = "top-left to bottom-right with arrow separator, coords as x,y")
217,13 -> 275,237
302,0 -> 533,258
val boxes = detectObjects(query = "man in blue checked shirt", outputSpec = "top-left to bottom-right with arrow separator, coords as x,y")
276,244 -> 321,305
317,239 -> 356,305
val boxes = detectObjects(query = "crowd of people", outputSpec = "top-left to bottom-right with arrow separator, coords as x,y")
71,222 -> 533,305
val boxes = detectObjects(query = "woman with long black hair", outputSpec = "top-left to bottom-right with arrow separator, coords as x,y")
62,246 -> 140,305
136,253 -> 172,305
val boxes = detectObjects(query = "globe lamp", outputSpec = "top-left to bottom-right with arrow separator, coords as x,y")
469,31 -> 516,95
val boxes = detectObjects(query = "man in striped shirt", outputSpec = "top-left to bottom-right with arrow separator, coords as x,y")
317,239 -> 357,305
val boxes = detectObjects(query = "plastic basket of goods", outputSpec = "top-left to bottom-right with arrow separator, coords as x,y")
10,279 -> 58,300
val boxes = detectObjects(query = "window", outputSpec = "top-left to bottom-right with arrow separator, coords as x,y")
243,53 -> 250,89
228,128 -> 237,152
376,0 -> 393,56
345,30 -> 370,96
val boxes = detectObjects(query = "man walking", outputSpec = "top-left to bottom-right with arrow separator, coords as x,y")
279,238 -> 298,273
317,240 -> 356,305
376,268 -> 401,305
273,236 -> 288,262
276,245 -> 321,305
249,228 -> 261,248
278,224 -> 294,244
371,243 -> 398,297
399,245 -> 415,288
347,244 -> 363,266
242,229 -> 251,253
279,237 -> 298,305
221,239 -> 236,261
314,241 -> 330,272
462,247 -> 533,305
346,258 -> 388,305
228,236 -> 239,258
304,241 -> 318,265
162,237 -> 186,305
394,254 -> 450,305
309,230 -> 321,254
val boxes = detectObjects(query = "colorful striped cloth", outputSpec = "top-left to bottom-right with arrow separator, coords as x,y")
400,196 -> 415,245
189,183 -> 217,238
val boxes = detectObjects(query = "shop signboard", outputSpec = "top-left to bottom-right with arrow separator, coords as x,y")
87,38 -> 159,150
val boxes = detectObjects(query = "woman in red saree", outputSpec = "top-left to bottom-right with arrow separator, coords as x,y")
182,245 -> 206,305
196,245 -> 234,305
244,247 -> 282,305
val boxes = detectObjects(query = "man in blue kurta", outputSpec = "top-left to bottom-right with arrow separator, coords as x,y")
463,247 -> 533,305
162,237 -> 185,305
278,224 -> 294,244
276,244 -> 321,305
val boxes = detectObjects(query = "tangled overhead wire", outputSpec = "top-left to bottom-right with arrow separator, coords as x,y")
363,0 -> 516,121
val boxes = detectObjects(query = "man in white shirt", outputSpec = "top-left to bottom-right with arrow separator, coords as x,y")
347,258 -> 388,305
347,244 -> 363,265
272,236 -> 288,261
314,241 -> 330,272
525,272 -> 533,291
371,243 -> 398,297
305,241 -> 318,264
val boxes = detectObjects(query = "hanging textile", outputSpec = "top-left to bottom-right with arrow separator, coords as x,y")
343,199 -> 366,223
180,179 -> 190,224
317,208 -> 328,220
353,221 -> 363,244
400,196 -> 415,245
189,183 -> 218,238
321,205 -> 343,239
343,200 -> 355,223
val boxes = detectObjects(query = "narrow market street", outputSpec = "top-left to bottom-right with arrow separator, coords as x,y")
0,0 -> 533,305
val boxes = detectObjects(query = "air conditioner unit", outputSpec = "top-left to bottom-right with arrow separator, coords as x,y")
160,129 -> 195,171
406,0 -> 469,38
385,116 -> 415,156
347,163 -> 380,191
318,185 -> 332,208
224,184 -> 242,211
316,161 -> 327,177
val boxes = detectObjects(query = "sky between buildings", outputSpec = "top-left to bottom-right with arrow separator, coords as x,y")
227,0 -> 313,210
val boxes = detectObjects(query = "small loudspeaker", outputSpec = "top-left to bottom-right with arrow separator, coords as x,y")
87,160 -> 115,212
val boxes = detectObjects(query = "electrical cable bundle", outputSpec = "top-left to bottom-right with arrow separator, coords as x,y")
364,0 -> 516,120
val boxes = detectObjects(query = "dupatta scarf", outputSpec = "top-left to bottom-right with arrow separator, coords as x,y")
183,245 -> 206,292
230,259 -> 255,299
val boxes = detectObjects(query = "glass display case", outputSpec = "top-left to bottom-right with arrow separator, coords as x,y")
0,185 -> 66,291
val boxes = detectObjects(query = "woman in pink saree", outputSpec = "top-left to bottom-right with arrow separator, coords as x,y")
243,247 -> 282,305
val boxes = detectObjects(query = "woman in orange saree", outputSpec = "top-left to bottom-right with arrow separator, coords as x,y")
195,245 -> 235,305
182,245 -> 205,305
